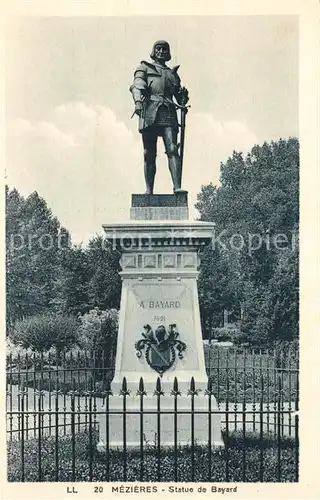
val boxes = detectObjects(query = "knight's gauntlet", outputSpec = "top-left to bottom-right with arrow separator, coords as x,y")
177,86 -> 189,106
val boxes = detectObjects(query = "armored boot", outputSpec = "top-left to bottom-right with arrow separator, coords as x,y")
167,152 -> 187,194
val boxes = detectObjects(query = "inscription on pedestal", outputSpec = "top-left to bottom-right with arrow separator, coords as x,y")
139,300 -> 181,309
131,194 -> 189,221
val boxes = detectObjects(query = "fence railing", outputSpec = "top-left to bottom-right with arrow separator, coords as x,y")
6,347 -> 299,482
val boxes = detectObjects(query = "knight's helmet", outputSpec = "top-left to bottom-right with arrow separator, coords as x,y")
150,40 -> 171,62
155,325 -> 167,343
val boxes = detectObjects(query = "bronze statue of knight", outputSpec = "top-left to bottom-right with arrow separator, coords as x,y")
130,40 -> 189,194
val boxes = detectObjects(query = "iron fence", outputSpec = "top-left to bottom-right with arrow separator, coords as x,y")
6,347 -> 299,482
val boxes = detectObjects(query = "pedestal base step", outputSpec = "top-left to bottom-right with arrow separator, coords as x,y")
96,394 -> 224,451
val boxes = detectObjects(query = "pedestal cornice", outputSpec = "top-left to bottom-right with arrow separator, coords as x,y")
103,220 -> 216,251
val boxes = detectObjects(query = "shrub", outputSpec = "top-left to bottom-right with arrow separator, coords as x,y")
8,313 -> 79,354
77,308 -> 118,368
6,338 -> 34,369
211,327 -> 240,343
6,338 -> 33,359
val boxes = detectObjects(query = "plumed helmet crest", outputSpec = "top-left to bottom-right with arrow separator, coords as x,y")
150,40 -> 171,61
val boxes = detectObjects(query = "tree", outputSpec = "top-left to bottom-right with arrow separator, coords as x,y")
6,187 -> 26,324
52,245 -> 91,316
267,242 -> 299,342
6,186 -> 122,323
198,246 -> 241,333
6,188 -> 70,325
86,235 -> 122,310
53,235 -> 122,315
196,138 -> 299,344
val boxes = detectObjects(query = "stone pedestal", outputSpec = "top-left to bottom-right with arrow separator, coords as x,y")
97,194 -> 223,450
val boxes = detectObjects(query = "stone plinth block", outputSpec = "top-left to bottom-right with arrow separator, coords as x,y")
132,193 -> 188,207
97,394 -> 224,450
130,193 -> 189,221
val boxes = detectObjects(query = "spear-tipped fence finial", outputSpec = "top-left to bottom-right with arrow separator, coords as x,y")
154,377 -> 164,396
170,376 -> 181,396
120,377 -> 131,396
205,377 -> 214,396
137,377 -> 147,396
188,376 -> 200,396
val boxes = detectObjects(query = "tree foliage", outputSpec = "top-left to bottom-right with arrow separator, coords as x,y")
6,188 -> 70,325
6,187 -> 122,326
196,138 -> 299,344
86,236 -> 121,310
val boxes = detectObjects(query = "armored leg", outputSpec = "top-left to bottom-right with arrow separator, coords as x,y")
142,130 -> 157,195
162,127 -> 184,193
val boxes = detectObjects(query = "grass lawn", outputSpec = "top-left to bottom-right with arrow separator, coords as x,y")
204,346 -> 298,403
7,430 -> 298,483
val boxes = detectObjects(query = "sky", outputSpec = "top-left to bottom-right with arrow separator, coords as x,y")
5,16 -> 298,244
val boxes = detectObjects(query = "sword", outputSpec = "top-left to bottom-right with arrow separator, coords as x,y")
179,88 -> 189,171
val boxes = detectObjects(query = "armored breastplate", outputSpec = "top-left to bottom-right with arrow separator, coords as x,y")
145,65 -> 178,98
